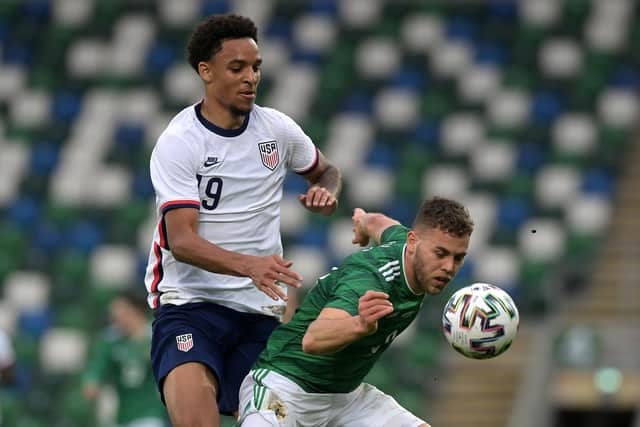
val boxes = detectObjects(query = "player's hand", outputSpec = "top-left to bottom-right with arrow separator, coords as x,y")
298,186 -> 338,216
356,290 -> 393,336
351,208 -> 370,246
247,255 -> 302,301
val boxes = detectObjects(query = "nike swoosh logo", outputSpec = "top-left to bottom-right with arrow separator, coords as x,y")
204,159 -> 220,167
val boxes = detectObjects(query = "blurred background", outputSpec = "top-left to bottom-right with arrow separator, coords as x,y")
0,0 -> 639,426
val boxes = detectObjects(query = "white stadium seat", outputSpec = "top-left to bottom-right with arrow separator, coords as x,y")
519,218 -> 567,262
40,328 -> 88,374
4,272 -> 50,312
356,37 -> 401,80
90,245 -> 137,289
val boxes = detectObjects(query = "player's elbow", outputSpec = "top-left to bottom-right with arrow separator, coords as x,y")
302,333 -> 322,355
168,236 -> 192,263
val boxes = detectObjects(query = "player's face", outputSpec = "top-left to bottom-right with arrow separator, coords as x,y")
407,227 -> 469,295
110,299 -> 139,336
207,37 -> 261,116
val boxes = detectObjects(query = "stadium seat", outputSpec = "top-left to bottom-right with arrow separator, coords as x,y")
473,246 -> 521,291
39,328 -> 88,374
4,271 -> 50,313
89,245 -> 137,289
283,245 -> 328,289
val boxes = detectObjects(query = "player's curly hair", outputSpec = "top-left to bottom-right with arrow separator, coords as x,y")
187,14 -> 258,72
414,196 -> 474,237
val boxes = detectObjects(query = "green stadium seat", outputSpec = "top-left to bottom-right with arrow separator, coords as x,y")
519,259 -> 552,313
421,89 -> 455,118
109,199 -> 150,244
52,251 -> 89,290
396,147 -> 434,198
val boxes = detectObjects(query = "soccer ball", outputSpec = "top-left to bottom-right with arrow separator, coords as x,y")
442,283 -> 519,359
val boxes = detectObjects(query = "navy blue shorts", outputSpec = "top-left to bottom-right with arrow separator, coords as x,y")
151,302 -> 280,415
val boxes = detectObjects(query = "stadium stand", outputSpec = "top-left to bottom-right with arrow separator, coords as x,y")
0,0 -> 638,426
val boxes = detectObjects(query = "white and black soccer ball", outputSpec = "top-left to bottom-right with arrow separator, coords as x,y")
442,283 -> 519,359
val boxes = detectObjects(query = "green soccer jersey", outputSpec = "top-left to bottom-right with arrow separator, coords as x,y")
83,326 -> 166,425
255,225 -> 425,393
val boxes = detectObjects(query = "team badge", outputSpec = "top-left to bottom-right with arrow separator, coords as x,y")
258,140 -> 279,170
176,333 -> 193,352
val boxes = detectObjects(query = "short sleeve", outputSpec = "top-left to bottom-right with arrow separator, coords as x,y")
380,225 -> 409,245
324,264 -> 384,315
280,113 -> 318,174
150,132 -> 201,214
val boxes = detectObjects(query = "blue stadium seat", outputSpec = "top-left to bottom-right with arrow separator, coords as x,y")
7,197 -> 40,230
200,0 -> 230,16
389,66 -> 426,91
3,42 -> 34,66
531,90 -> 564,124
411,119 -> 441,150
114,122 -> 145,151
131,170 -> 154,199
446,16 -> 477,42
265,19 -> 293,41
22,0 -> 50,24
365,141 -> 397,169
496,197 -> 532,233
67,221 -> 104,254
610,64 -> 640,89
308,0 -> 338,16
581,168 -> 614,197
294,221 -> 329,249
146,41 -> 178,75
51,91 -> 83,124
385,198 -> 418,227
18,309 -> 51,339
488,1 -> 517,21
341,91 -> 374,114
290,48 -> 323,65
474,41 -> 508,66
32,221 -> 64,253
516,143 -> 549,174
30,142 -> 60,177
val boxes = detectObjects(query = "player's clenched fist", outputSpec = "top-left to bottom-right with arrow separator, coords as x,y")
357,290 -> 393,336
298,185 -> 338,216
247,254 -> 302,301
351,208 -> 370,246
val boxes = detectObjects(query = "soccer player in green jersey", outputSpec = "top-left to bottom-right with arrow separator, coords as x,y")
238,197 -> 473,427
83,292 -> 168,427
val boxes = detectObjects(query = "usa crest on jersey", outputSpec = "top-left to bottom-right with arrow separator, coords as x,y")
258,140 -> 279,170
176,333 -> 193,352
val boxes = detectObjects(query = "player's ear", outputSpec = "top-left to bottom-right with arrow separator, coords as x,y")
406,230 -> 418,255
198,61 -> 214,82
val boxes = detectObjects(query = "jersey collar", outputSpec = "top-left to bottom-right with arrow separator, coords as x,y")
195,101 -> 250,137
402,244 -> 424,296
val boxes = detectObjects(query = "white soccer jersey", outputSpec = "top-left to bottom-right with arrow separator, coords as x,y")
144,102 -> 318,316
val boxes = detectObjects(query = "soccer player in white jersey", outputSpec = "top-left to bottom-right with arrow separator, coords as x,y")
144,14 -> 342,427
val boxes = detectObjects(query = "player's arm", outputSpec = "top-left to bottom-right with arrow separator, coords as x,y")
298,150 -> 342,216
301,290 -> 393,355
82,338 -> 110,401
165,207 -> 301,301
351,208 -> 401,247
282,289 -> 299,323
